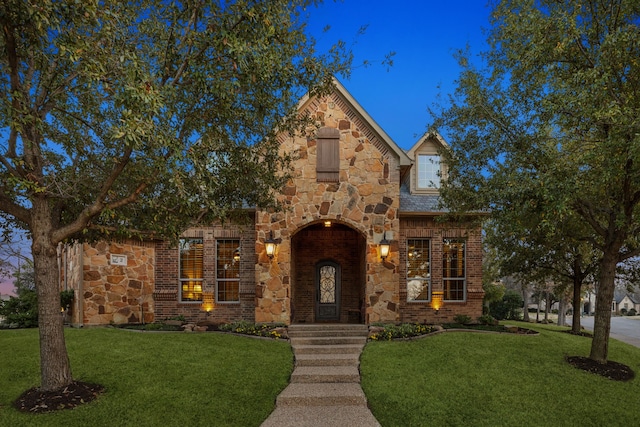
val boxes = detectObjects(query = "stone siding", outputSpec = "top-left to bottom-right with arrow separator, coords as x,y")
81,240 -> 155,325
255,91 -> 401,324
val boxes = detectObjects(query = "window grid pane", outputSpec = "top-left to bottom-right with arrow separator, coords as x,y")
407,239 -> 430,302
443,239 -> 466,301
179,238 -> 203,302
217,240 -> 240,302
417,154 -> 440,188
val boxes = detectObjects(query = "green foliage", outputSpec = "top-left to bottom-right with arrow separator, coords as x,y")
490,289 -> 524,321
478,314 -> 498,325
0,0 -> 355,243
0,289 -> 38,328
368,323 -> 437,341
219,321 -> 286,339
453,314 -> 472,325
628,309 -> 637,316
60,289 -> 74,311
430,0 -> 640,362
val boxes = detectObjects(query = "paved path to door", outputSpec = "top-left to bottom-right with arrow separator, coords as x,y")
569,315 -> 640,348
261,324 -> 380,427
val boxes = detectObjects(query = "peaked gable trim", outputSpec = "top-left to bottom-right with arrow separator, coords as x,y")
298,78 -> 412,167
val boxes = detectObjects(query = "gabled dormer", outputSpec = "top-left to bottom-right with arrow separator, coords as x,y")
406,132 -> 449,195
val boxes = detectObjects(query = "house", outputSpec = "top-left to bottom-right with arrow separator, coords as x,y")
60,80 -> 484,327
613,291 -> 640,315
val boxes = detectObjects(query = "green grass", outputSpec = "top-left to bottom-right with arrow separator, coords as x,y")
0,328 -> 293,427
361,321 -> 640,427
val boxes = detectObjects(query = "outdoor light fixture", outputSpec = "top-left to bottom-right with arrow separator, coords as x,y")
324,220 -> 332,227
379,232 -> 390,260
265,231 -> 277,259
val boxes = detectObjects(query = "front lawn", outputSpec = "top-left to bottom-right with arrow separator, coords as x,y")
0,328 -> 292,427
361,321 -> 640,426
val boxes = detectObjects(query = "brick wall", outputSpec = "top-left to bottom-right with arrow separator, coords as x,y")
399,217 -> 484,323
291,224 -> 366,323
153,222 -> 256,324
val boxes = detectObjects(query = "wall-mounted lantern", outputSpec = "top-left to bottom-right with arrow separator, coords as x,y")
265,231 -> 277,259
379,232 -> 390,261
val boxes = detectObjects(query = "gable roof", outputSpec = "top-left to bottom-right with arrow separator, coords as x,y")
406,131 -> 450,158
298,78 -> 412,167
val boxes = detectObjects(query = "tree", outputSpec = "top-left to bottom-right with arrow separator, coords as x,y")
0,0 -> 354,391
485,213 -> 599,333
431,0 -> 640,363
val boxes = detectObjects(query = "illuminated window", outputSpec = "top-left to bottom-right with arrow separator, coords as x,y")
417,154 -> 440,189
407,239 -> 430,302
217,240 -> 240,303
443,239 -> 465,301
179,238 -> 203,302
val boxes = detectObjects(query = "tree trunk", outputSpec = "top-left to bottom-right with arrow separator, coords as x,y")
557,297 -> 566,327
522,285 -> 530,322
544,290 -> 550,321
589,250 -> 618,363
32,200 -> 73,391
571,275 -> 582,333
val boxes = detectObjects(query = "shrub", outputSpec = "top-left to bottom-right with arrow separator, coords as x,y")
368,323 -> 437,341
0,290 -> 38,328
490,290 -> 523,321
454,314 -> 472,325
628,308 -> 637,316
621,308 -> 628,315
60,289 -> 74,311
219,321 -> 286,339
478,314 -> 498,325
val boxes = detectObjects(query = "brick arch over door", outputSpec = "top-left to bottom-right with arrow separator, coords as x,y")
290,221 -> 366,323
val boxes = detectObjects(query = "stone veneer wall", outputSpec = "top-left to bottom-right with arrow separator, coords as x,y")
398,217 -> 484,323
82,240 -> 155,325
255,91 -> 401,324
154,224 -> 256,323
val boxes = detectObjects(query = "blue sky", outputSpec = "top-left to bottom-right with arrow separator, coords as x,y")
306,0 -> 492,149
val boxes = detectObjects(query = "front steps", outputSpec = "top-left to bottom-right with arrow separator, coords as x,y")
260,324 -> 380,427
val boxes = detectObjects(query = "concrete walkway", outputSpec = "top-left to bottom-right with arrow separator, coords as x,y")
261,324 -> 380,427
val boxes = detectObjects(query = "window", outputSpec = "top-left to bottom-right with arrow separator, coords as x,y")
180,238 -> 203,302
417,154 -> 440,189
216,240 -> 240,303
407,239 -> 431,302
316,127 -> 340,182
443,239 -> 465,301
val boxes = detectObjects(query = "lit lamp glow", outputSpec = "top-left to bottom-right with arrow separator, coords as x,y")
432,291 -> 443,314
265,231 -> 277,259
201,292 -> 214,316
379,232 -> 390,261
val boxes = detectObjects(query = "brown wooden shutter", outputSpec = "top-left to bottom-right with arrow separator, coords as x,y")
316,127 -> 340,182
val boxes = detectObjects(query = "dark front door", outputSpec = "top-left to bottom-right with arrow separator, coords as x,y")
316,261 -> 341,322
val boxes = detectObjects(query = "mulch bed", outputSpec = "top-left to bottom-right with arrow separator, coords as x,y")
566,356 -> 635,382
13,381 -> 104,414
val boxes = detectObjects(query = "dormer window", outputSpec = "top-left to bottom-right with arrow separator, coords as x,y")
316,127 -> 340,182
417,154 -> 440,189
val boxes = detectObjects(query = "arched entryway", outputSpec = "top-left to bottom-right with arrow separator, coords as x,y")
291,221 -> 366,323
